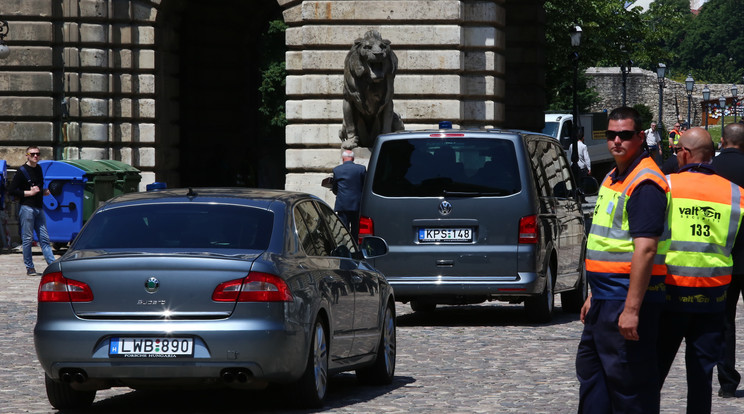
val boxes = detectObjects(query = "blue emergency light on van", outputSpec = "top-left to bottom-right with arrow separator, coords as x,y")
438,121 -> 453,129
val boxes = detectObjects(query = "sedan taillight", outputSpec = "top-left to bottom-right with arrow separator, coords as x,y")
212,272 -> 293,302
38,272 -> 94,302
518,215 -> 538,244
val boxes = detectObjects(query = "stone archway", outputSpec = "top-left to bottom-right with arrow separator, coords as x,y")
155,0 -> 285,188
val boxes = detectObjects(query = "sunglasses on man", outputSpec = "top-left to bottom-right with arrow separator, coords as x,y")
604,130 -> 638,141
27,152 -> 40,157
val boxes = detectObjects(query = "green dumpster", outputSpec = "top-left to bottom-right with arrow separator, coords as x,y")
95,160 -> 142,196
59,160 -> 117,222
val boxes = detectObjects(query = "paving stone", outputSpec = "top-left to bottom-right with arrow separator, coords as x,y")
1,247 -> 743,412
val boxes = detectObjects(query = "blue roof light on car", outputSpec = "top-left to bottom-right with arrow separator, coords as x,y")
146,182 -> 167,191
438,121 -> 452,129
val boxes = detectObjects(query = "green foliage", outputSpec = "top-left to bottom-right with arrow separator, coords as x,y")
633,104 -> 654,129
258,20 -> 288,134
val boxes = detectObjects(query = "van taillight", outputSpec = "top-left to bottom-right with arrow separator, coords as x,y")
518,215 -> 538,244
38,272 -> 94,302
358,216 -> 374,245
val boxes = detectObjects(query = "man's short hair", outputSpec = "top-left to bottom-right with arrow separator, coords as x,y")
341,150 -> 355,159
608,107 -> 642,132
722,123 -> 744,149
26,145 -> 39,153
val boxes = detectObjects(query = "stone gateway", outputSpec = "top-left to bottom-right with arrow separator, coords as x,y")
339,30 -> 404,149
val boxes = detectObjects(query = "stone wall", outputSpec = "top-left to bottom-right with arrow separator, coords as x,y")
585,67 -> 740,130
0,0 -> 159,187
281,0 -> 507,200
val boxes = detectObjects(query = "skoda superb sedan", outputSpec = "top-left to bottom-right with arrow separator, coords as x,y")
34,188 -> 395,410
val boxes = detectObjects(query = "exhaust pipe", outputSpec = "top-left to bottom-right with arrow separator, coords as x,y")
221,369 -> 236,383
236,371 -> 249,383
60,369 -> 87,383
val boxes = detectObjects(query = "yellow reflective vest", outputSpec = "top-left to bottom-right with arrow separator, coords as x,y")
665,167 -> 744,312
586,156 -> 670,302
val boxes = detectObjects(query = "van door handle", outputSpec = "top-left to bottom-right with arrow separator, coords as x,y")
436,259 -> 454,267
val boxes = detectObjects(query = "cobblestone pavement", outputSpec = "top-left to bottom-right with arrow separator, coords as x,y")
2,249 -> 744,413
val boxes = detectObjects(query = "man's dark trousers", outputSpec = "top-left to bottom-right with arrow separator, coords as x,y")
576,299 -> 662,413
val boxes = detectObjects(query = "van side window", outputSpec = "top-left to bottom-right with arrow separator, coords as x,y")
528,140 -> 574,198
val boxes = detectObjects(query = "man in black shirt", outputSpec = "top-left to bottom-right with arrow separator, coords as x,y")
713,123 -> 744,398
7,146 -> 56,275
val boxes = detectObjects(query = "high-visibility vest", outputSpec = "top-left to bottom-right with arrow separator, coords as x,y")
664,169 -> 744,312
586,156 -> 671,302
669,129 -> 681,147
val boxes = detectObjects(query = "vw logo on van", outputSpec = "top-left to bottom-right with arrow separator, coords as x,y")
438,200 -> 452,216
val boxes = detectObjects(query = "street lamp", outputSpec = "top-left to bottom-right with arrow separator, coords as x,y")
702,85 -> 710,130
0,20 -> 10,60
656,63 -> 666,128
685,74 -> 694,125
569,25 -> 582,176
620,60 -> 633,107
732,84 -> 738,123
719,95 -> 727,132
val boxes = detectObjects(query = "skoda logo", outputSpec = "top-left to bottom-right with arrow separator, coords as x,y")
439,200 -> 452,216
144,277 -> 160,294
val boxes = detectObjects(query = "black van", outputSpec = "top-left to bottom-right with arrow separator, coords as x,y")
359,127 -> 596,322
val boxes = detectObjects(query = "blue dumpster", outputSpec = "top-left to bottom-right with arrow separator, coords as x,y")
39,160 -> 116,244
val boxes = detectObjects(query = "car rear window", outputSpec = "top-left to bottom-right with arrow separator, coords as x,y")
372,138 -> 521,197
71,204 -> 273,251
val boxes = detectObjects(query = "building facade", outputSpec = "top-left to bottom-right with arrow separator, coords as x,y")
0,0 -> 546,201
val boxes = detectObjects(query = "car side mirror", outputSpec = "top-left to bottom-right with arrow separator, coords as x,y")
580,176 -> 600,196
360,236 -> 389,259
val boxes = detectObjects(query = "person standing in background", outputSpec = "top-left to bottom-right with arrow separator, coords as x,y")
644,122 -> 662,165
332,149 -> 366,239
713,123 -> 744,399
7,146 -> 56,276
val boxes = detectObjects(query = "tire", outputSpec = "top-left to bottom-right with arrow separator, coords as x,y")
294,319 -> 329,408
44,374 -> 96,410
561,263 -> 587,313
410,300 -> 436,313
356,304 -> 396,385
525,266 -> 554,323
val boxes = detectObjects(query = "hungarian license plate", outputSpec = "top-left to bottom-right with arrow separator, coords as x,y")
109,337 -> 194,358
418,228 -> 473,242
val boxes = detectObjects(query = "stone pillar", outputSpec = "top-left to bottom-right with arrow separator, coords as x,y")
282,0 -> 506,202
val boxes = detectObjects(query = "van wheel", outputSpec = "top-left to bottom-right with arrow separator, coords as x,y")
410,301 -> 436,313
45,374 -> 96,410
525,267 -> 554,323
294,319 -> 328,408
561,264 -> 587,313
356,304 -> 396,385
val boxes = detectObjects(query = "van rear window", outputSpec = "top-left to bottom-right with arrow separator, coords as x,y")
372,138 -> 521,197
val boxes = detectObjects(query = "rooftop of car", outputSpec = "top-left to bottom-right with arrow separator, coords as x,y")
102,187 -> 318,207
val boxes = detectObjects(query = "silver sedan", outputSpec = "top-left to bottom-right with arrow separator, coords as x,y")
34,188 -> 395,409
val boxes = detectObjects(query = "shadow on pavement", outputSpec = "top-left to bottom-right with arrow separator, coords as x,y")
396,303 -> 580,328
56,374 -> 415,414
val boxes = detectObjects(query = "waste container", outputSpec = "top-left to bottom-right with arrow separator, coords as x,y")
95,159 -> 141,196
39,160 -> 117,244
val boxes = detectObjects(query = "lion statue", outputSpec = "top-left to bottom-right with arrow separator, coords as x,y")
339,30 -> 404,149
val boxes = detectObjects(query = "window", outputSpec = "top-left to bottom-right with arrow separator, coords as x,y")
73,204 -> 273,251
372,138 -> 521,197
315,202 -> 357,258
294,201 -> 335,256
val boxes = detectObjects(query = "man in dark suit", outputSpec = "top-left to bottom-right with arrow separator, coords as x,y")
713,122 -> 744,398
332,150 -> 366,239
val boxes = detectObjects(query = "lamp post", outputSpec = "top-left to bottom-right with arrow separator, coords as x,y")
569,25 -> 582,176
732,84 -> 738,123
719,95 -> 727,132
656,63 -> 666,128
685,74 -> 694,126
702,85 -> 710,130
0,20 -> 10,59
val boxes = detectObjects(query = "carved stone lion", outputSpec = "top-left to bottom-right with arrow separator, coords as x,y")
339,30 -> 404,149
